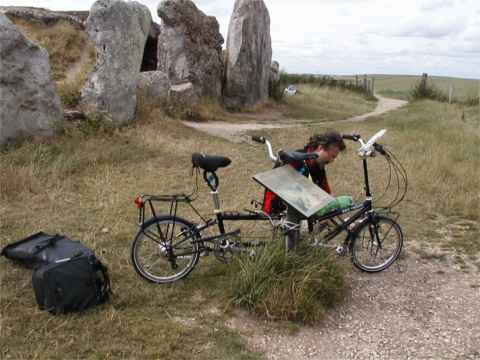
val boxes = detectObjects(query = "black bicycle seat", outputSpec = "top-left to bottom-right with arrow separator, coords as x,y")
279,150 -> 318,164
192,153 -> 231,172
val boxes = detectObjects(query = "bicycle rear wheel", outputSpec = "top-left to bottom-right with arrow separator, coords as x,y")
130,215 -> 200,284
350,215 -> 403,272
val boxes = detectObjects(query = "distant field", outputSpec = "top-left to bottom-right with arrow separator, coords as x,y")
336,74 -> 480,101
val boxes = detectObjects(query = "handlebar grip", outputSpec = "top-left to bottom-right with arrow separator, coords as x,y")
342,134 -> 360,141
252,136 -> 266,144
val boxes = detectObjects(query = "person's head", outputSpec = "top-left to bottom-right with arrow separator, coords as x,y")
306,131 -> 346,165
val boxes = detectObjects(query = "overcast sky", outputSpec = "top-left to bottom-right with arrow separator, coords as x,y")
4,0 -> 480,79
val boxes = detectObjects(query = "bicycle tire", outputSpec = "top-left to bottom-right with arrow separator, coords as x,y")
350,215 -> 403,272
130,215 -> 200,284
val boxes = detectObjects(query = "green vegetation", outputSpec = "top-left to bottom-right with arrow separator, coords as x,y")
8,16 -> 96,108
282,84 -> 377,121
1,30 -> 479,356
371,74 -> 479,102
8,17 -> 93,81
230,244 -> 346,323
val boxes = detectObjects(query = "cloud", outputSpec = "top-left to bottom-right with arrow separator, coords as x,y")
388,17 -> 467,38
419,0 -> 454,12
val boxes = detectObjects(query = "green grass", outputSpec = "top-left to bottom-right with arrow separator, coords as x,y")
282,84 -> 377,121
374,75 -> 478,101
1,83 -> 478,358
335,74 -> 479,102
229,243 -> 346,324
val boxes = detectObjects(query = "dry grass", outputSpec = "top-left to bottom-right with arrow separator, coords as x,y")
262,100 -> 479,261
1,83 -> 478,358
8,17 -> 90,82
373,75 -> 478,101
283,84 -> 377,121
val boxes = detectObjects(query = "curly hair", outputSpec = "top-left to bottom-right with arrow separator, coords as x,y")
305,131 -> 346,151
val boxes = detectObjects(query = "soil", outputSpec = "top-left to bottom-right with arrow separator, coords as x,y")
225,256 -> 480,360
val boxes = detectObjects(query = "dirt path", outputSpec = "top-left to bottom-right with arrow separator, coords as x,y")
183,94 -> 408,142
226,256 -> 480,360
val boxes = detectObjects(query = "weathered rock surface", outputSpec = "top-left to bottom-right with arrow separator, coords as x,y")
268,60 -> 280,97
81,0 -> 151,124
168,82 -> 198,109
224,0 -> 272,109
0,14 -> 62,145
157,0 -> 224,100
137,71 -> 170,102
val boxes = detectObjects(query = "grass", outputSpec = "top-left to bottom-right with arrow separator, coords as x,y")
7,16 -> 97,109
1,77 -> 478,358
373,75 -> 479,101
8,17 -> 92,82
261,99 -> 479,261
282,84 -> 377,121
229,243 -> 346,324
335,74 -> 479,102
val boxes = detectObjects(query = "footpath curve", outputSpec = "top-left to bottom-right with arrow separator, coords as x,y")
183,94 -> 408,142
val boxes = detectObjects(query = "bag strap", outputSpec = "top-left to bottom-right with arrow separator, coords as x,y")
94,260 -> 112,299
31,235 -> 62,255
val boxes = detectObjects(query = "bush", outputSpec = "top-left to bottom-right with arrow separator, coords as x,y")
229,243 -> 346,323
410,77 -> 448,102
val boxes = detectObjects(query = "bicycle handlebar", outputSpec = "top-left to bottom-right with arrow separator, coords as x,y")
342,134 -> 361,142
251,136 -> 266,144
252,136 -> 278,162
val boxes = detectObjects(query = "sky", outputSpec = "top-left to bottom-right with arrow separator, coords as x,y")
3,0 -> 480,79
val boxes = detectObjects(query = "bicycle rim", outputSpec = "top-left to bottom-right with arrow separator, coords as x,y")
351,216 -> 403,272
131,216 -> 200,283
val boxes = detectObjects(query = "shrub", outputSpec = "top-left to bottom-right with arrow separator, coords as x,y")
77,112 -> 115,137
229,243 -> 346,324
410,76 -> 448,102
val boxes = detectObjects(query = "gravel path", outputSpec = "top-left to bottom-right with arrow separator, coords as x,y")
226,256 -> 480,360
183,94 -> 408,142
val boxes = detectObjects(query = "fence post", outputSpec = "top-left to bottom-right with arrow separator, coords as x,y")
371,78 -> 375,95
363,74 -> 368,92
420,73 -> 428,96
448,83 -> 453,104
355,75 -> 359,87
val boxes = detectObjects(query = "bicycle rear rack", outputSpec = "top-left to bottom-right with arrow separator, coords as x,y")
136,194 -> 201,226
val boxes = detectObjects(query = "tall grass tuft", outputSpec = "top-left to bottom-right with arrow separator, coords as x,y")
229,243 -> 346,324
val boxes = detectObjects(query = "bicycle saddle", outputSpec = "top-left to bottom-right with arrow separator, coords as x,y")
279,150 -> 318,164
192,153 -> 231,172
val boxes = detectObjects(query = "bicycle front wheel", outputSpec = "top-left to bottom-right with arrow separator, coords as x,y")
130,216 -> 200,284
351,215 -> 403,272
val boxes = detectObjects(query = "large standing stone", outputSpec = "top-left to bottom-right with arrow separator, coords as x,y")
157,0 -> 224,101
0,14 -> 62,145
81,0 -> 151,124
224,0 -> 272,109
137,71 -> 170,102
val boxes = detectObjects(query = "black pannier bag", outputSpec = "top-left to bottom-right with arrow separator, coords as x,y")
32,254 -> 111,314
1,232 -> 111,314
1,232 -> 94,267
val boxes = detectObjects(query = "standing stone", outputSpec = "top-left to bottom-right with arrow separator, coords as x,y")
270,60 -> 280,84
137,71 -> 170,102
157,0 -> 224,101
0,14 -> 62,145
81,0 -> 151,124
224,0 -> 272,109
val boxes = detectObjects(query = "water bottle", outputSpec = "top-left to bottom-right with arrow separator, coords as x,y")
316,196 -> 353,216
